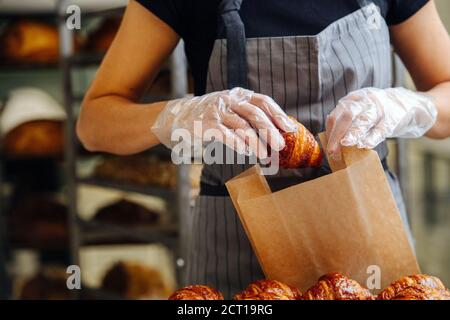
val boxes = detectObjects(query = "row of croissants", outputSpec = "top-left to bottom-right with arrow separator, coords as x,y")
169,273 -> 450,300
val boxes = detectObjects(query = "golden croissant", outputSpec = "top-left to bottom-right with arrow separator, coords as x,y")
377,274 -> 450,300
302,272 -> 374,300
233,280 -> 302,300
279,117 -> 322,168
168,285 -> 224,300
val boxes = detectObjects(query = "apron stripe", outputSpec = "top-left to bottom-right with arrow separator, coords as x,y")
220,39 -> 227,90
295,37 -> 300,121
282,37 -> 287,111
222,197 -> 231,297
349,30 -> 368,76
340,39 -> 360,90
208,67 -> 216,92
257,38 -> 261,92
355,19 -> 377,87
204,197 -> 209,284
325,58 -> 337,107
196,197 -> 202,284
235,212 -> 243,289
320,79 -> 326,131
214,197 -> 219,289
372,28 -> 383,88
331,45 -> 348,95
307,37 -> 313,131
269,38 -> 274,100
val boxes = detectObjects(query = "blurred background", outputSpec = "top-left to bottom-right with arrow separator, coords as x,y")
0,0 -> 448,300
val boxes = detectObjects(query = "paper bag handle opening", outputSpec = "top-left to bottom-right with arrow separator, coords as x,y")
318,132 -> 371,173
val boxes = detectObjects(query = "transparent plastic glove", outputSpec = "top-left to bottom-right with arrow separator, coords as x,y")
151,87 -> 298,159
326,87 -> 437,158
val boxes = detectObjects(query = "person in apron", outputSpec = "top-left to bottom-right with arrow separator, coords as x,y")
77,0 -> 450,299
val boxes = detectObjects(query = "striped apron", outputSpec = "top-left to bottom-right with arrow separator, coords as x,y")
184,0 -> 413,298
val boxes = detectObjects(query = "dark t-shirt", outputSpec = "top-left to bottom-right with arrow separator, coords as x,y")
136,0 -> 429,95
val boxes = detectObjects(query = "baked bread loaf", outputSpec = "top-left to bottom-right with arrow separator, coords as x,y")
233,280 -> 302,300
302,272 -> 374,300
93,155 -> 177,188
3,120 -> 64,157
102,261 -> 170,299
169,285 -> 224,300
9,194 -> 68,250
279,117 -> 322,168
377,274 -> 450,300
1,20 -> 80,64
20,268 -> 71,300
93,199 -> 160,227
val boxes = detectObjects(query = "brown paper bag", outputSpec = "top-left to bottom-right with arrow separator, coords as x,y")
225,133 -> 419,292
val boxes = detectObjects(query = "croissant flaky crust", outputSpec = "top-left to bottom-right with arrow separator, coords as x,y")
377,274 -> 450,300
233,280 -> 302,300
302,273 -> 374,300
279,118 -> 322,169
169,274 -> 449,300
168,285 -> 224,300
390,286 -> 450,300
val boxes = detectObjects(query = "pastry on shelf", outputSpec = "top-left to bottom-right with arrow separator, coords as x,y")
302,272 -> 374,300
233,280 -> 302,300
169,285 -> 224,300
3,120 -> 64,158
377,274 -> 450,300
1,88 -> 66,158
93,199 -> 160,227
92,155 -> 177,189
101,261 -> 171,299
279,117 -> 322,169
0,20 -> 80,65
85,17 -> 121,54
19,267 -> 71,300
9,194 -> 68,250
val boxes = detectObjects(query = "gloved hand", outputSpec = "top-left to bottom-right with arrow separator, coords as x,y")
151,87 -> 298,159
326,87 -> 437,159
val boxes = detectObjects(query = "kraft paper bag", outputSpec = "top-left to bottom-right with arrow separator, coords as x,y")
225,133 -> 419,292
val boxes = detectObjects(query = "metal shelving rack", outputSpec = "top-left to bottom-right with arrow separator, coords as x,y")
56,0 -> 191,284
0,0 -> 190,298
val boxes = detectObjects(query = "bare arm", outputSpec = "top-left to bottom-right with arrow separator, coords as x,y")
76,0 -> 179,155
390,0 -> 450,139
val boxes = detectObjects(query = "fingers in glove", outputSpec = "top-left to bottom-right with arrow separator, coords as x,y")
221,111 -> 269,159
214,124 -> 251,157
250,93 -> 298,133
326,107 -> 354,160
358,122 -> 386,149
229,101 -> 286,151
340,101 -> 380,147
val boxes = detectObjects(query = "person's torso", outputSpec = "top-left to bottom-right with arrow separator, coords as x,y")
198,1 -> 392,189
180,0 -> 397,96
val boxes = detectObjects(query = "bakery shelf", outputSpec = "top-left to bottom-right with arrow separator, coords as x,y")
77,143 -> 172,159
78,177 -> 176,200
0,62 -> 60,72
0,0 -> 126,19
67,53 -> 105,67
79,220 -> 178,248
80,286 -> 124,300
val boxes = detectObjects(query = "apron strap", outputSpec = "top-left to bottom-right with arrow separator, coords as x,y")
218,0 -> 248,89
